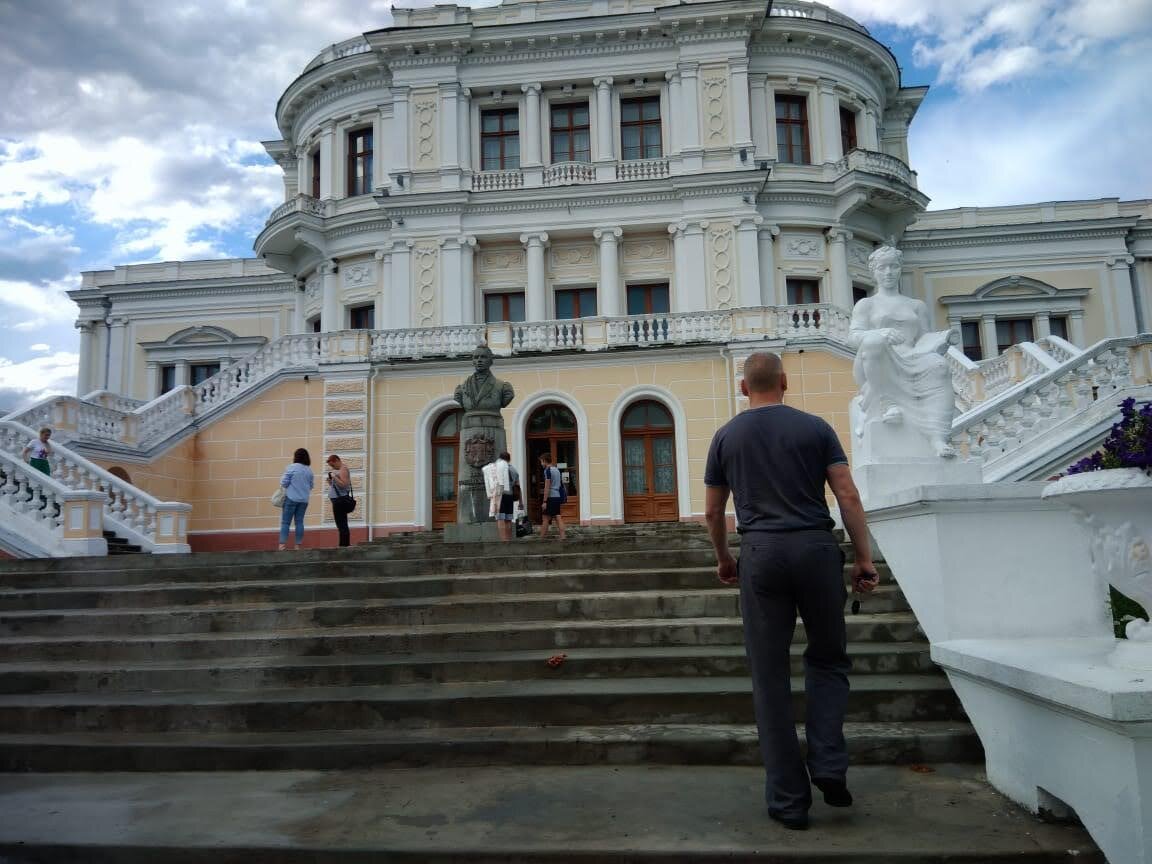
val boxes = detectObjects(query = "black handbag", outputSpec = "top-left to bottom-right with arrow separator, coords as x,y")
331,477 -> 356,514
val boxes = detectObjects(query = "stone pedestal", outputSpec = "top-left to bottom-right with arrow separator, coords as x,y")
455,410 -> 507,526
443,521 -> 501,542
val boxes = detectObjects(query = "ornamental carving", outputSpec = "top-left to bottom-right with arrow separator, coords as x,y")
710,225 -> 734,310
463,432 -> 496,468
305,274 -> 321,301
702,70 -> 728,146
480,250 -> 526,271
551,245 -> 594,268
414,244 -> 439,326
784,237 -> 823,258
623,239 -> 670,261
413,97 -> 438,168
343,263 -> 374,287
849,241 -> 871,270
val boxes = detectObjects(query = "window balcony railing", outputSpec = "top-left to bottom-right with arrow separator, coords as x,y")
471,170 -> 524,192
616,158 -> 670,181
265,194 -> 329,225
834,149 -> 916,188
543,161 -> 596,186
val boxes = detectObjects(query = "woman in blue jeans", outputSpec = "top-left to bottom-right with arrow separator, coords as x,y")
278,448 -> 314,551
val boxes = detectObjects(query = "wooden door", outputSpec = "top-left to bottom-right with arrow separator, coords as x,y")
431,409 -> 462,529
525,404 -> 579,524
621,400 -> 678,522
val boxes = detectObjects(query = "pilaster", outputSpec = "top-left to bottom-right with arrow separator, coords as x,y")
320,260 -> 341,332
593,77 -> 615,180
292,279 -> 306,334
1035,311 -> 1051,339
678,63 -> 703,171
460,236 -> 477,324
981,314 -> 999,359
818,78 -> 842,163
75,320 -> 95,395
105,316 -> 128,396
1107,255 -> 1139,337
862,100 -> 880,151
757,224 -> 781,305
318,121 -> 336,199
749,75 -> 770,162
594,227 -> 624,317
391,241 -> 414,329
521,232 -> 550,321
374,249 -> 391,329
734,216 -> 762,308
373,106 -> 389,189
458,88 -> 472,174
392,85 -> 412,183
730,59 -> 752,159
665,71 -> 681,156
439,236 -> 464,325
827,228 -> 853,310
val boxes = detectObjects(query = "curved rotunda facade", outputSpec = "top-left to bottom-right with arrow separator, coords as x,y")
63,0 -> 1151,549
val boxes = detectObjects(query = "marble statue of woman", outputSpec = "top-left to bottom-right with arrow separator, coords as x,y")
849,244 -> 957,458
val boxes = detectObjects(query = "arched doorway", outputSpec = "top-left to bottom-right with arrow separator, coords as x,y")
431,408 -> 462,529
621,400 -> 678,523
526,403 -> 579,525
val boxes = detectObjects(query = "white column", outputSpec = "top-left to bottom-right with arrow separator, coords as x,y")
818,78 -> 841,163
669,223 -> 687,312
981,314 -> 999,359
392,86 -> 411,180
665,71 -> 681,155
521,232 -> 550,321
1069,310 -> 1086,346
730,59 -> 752,157
439,84 -> 460,172
1035,311 -> 1051,339
1107,255 -> 1139,336
593,77 -> 615,178
292,279 -> 306,334
373,107 -> 389,189
765,79 -> 779,161
594,227 -> 623,317
105,316 -> 128,395
734,217 -> 762,308
175,359 -> 189,387
757,224 -> 780,306
827,228 -> 853,310
75,320 -> 94,395
439,237 -> 464,325
749,76 -> 770,162
521,83 -> 542,166
682,221 -> 708,312
294,146 -> 308,196
320,260 -> 341,332
679,63 -> 702,164
460,236 -> 477,324
458,89 -> 472,173
391,241 -> 413,329
318,121 -> 336,199
145,361 -> 159,398
862,100 -> 880,151
374,249 -> 391,329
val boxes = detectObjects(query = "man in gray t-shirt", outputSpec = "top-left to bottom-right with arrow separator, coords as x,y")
704,352 -> 878,830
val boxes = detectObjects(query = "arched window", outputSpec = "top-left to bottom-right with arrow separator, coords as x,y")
620,400 -> 678,523
431,409 -> 462,529
525,404 -> 578,524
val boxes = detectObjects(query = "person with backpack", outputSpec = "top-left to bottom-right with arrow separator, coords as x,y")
538,451 -> 567,541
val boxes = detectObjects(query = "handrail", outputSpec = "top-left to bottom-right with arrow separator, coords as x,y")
0,448 -> 108,557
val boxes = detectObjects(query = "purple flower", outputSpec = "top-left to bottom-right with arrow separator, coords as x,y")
1065,398 -> 1152,476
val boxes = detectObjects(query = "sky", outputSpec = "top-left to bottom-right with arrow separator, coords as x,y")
0,0 -> 1149,413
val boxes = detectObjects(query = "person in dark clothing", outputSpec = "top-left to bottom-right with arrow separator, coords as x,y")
704,351 -> 879,830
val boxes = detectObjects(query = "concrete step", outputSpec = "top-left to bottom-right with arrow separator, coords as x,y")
0,764 -> 1101,862
0,675 -> 965,733
0,613 -> 926,661
0,643 -> 937,694
0,587 -> 910,638
0,565 -> 898,611
0,721 -> 982,772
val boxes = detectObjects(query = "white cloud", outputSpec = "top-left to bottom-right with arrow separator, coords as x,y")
0,277 -> 79,323
28,344 -> 50,352
0,351 -> 78,414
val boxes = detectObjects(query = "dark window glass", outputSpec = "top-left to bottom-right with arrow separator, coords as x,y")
484,292 -> 526,323
840,106 -> 858,155
555,287 -> 597,319
550,104 -> 591,163
1050,316 -> 1069,341
310,150 -> 321,198
786,278 -> 820,305
349,305 -> 374,330
190,363 -> 220,386
852,284 -> 869,305
775,95 -> 810,164
347,128 -> 373,196
527,404 -> 576,434
160,365 -> 176,395
622,400 -> 673,429
996,318 -> 1035,353
481,108 -> 520,171
961,321 -> 983,362
627,283 -> 670,315
309,317 -> 321,333
621,96 -> 662,161
434,410 -> 460,438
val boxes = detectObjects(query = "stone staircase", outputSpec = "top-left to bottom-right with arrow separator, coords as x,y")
0,524 -> 1100,861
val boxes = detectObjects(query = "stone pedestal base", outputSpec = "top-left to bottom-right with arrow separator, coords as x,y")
854,459 -> 982,507
443,522 -> 500,542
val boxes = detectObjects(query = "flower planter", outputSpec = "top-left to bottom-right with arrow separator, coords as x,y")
1043,467 -> 1152,669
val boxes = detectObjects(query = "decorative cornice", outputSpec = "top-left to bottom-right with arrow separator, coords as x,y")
902,226 -> 1136,250
97,282 -> 294,304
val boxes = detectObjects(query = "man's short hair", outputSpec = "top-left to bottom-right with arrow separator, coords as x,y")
743,352 -> 784,394
539,452 -> 552,463
498,451 -> 510,461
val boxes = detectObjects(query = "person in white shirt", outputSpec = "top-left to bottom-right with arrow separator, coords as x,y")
21,428 -> 53,476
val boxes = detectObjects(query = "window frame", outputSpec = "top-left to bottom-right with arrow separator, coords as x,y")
996,318 -> 1035,354
839,105 -> 859,155
348,304 -> 375,331
480,107 -> 521,171
189,362 -> 221,386
960,321 -> 983,362
346,128 -> 373,197
549,102 -> 592,164
620,95 -> 663,161
554,286 -> 598,320
775,94 -> 811,165
159,364 -> 177,396
785,277 -> 821,305
484,291 -> 526,324
626,283 -> 671,316
310,150 -> 321,199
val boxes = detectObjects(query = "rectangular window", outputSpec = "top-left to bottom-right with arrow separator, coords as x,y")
961,322 -> 983,362
310,150 -> 321,199
852,284 -> 869,305
346,129 -> 373,197
840,106 -> 858,155
189,363 -> 220,386
481,108 -> 520,171
159,364 -> 176,395
309,316 -> 321,333
775,95 -> 810,164
620,96 -> 662,161
349,304 -> 375,330
555,287 -> 598,319
484,292 -> 526,323
550,103 -> 591,163
786,277 -> 820,305
996,318 -> 1034,354
1050,315 -> 1069,341
626,283 -> 670,315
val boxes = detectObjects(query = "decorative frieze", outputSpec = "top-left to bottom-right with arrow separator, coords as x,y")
622,238 -> 671,262
479,249 -> 526,271
412,92 -> 438,169
343,262 -> 374,287
782,235 -> 825,259
701,65 -> 729,148
413,243 -> 439,326
709,223 -> 735,310
550,244 -> 595,269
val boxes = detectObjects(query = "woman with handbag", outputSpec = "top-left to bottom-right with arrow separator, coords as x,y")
278,448 -> 314,551
325,454 -> 355,547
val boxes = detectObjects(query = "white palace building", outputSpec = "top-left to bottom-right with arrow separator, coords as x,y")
1,0 -> 1150,555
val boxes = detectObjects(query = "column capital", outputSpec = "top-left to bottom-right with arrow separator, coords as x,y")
520,231 -> 550,248
75,319 -> 96,333
320,260 -> 339,276
981,313 -> 997,323
757,223 -> 781,239
521,82 -> 542,95
391,84 -> 411,100
676,61 -> 699,77
107,315 -> 129,328
458,235 -> 477,248
827,227 -> 854,244
593,76 -> 614,90
593,226 -> 623,242
1107,255 -> 1135,270
817,77 -> 838,94
321,120 -> 337,135
438,236 -> 461,250
734,215 -> 763,231
145,359 -> 158,369
438,82 -> 461,96
373,249 -> 389,261
665,70 -> 680,84
749,74 -> 768,91
729,57 -> 749,74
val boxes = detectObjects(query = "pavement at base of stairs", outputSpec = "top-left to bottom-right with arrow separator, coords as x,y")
0,763 -> 1102,863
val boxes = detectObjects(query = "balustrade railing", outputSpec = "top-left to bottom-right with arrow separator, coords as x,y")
1034,335 -> 1082,365
265,194 -> 328,225
512,320 -> 584,352
0,420 -> 190,553
544,162 -> 596,185
836,149 -> 916,187
472,170 -> 524,191
774,304 -> 851,341
0,448 -> 108,556
371,326 -> 486,360
616,159 -> 670,181
770,0 -> 869,32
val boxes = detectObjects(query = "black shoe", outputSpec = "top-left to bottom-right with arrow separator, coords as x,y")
812,777 -> 853,808
769,811 -> 809,830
